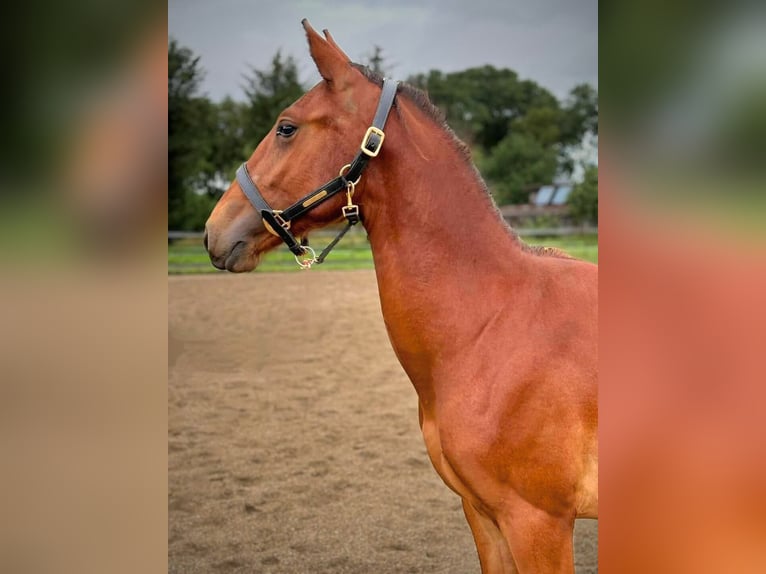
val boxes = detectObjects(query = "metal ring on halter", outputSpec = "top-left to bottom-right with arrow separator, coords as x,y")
338,163 -> 361,187
294,245 -> 317,269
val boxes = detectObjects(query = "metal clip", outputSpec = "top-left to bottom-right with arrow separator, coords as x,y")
342,181 -> 360,224
338,164 -> 361,187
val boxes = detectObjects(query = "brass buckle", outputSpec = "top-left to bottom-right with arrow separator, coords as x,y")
360,126 -> 385,157
342,204 -> 359,219
263,210 -> 291,237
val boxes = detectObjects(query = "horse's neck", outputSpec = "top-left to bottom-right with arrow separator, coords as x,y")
360,114 -> 527,402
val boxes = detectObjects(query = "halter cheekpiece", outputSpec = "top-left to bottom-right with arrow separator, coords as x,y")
236,77 -> 399,268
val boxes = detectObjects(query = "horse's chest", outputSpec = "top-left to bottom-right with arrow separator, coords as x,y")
418,402 -> 474,500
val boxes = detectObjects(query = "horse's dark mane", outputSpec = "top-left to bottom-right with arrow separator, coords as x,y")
351,63 -> 571,260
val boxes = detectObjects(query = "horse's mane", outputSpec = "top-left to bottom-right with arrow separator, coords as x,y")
351,63 -> 472,161
351,64 -> 571,260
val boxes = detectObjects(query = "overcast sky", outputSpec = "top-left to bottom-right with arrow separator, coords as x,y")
169,0 -> 597,102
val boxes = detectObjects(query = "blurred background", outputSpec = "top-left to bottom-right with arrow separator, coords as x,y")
601,0 -> 765,231
0,1 -> 167,262
600,1 -> 766,573
168,0 -> 599,272
0,2 -> 167,574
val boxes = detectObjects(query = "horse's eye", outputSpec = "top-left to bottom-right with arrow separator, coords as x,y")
276,123 -> 297,138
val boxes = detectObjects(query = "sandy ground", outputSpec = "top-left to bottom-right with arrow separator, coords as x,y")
169,271 -> 597,573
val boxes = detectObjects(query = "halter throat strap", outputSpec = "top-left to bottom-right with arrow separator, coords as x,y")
236,77 -> 398,257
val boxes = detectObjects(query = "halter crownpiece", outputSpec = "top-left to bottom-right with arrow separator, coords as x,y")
236,77 -> 399,266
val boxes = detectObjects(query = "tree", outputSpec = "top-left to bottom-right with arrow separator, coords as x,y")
510,106 -> 563,147
408,66 -> 560,150
557,84 -> 599,178
242,52 -> 305,145
409,66 -> 598,204
568,164 -> 598,224
561,83 -> 599,143
198,97 -> 249,195
168,39 -> 213,229
479,132 -> 559,205
364,45 -> 392,76
169,39 -> 204,101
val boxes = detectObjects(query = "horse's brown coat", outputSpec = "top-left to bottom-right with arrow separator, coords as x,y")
205,20 -> 598,573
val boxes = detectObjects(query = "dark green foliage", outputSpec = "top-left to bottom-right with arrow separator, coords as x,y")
410,67 -> 598,204
168,39 -> 212,230
408,67 -> 561,150
479,132 -> 559,205
562,84 -> 599,141
197,96 -> 249,193
242,52 -> 305,145
173,187 -> 218,232
568,165 -> 598,224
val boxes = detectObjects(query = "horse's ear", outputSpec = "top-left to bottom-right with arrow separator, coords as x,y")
302,19 -> 351,88
323,29 -> 350,61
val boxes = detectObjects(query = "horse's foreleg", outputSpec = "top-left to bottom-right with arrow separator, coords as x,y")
496,502 -> 575,574
462,499 -> 518,574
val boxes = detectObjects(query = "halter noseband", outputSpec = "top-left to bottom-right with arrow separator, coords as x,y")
236,77 -> 398,268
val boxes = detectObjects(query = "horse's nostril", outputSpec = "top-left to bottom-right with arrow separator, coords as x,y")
203,232 -> 209,251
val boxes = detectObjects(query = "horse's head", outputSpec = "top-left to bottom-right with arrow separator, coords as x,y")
205,20 -> 385,272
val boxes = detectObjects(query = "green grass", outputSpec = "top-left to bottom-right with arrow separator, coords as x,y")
169,231 -> 598,274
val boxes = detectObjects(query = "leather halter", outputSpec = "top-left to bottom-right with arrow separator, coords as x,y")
236,77 -> 398,263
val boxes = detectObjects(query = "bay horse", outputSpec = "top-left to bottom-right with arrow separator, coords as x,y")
204,20 -> 597,574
